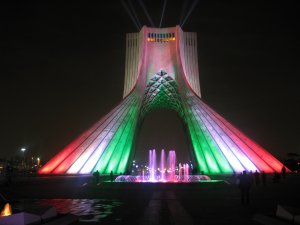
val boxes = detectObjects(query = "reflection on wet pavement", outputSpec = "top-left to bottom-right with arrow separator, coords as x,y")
13,199 -> 122,222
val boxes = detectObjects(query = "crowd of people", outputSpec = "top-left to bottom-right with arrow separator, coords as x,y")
236,166 -> 287,205
92,170 -> 115,184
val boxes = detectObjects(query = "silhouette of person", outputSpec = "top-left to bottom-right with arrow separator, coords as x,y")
93,170 -> 99,184
281,166 -> 286,178
261,171 -> 267,186
238,170 -> 253,205
110,170 -> 114,182
93,170 -> 100,183
254,170 -> 260,186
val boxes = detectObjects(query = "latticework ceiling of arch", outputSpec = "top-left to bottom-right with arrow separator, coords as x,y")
140,70 -> 184,118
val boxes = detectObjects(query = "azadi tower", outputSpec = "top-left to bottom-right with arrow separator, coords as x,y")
39,26 -> 285,175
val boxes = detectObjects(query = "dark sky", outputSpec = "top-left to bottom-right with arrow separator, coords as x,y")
1,1 -> 299,165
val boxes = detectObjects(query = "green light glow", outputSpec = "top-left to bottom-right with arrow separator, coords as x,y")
191,109 -> 232,173
92,73 -> 234,175
105,104 -> 139,173
94,96 -> 139,174
183,100 -> 233,174
116,106 -> 139,173
140,72 -> 232,174
185,114 -> 209,173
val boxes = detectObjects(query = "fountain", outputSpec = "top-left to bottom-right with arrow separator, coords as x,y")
160,149 -> 165,181
115,149 -> 212,182
148,149 -> 177,182
178,163 -> 189,182
149,150 -> 157,181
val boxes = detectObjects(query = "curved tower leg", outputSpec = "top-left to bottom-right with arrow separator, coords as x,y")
39,91 -> 141,175
181,88 -> 285,174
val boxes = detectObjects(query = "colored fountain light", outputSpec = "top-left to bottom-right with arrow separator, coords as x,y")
0,203 -> 12,217
115,149 -> 211,183
148,149 -> 178,182
178,163 -> 190,182
39,26 -> 287,176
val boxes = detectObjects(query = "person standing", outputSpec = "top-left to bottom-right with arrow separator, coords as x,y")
95,170 -> 100,184
93,170 -> 100,184
254,170 -> 260,186
238,170 -> 253,205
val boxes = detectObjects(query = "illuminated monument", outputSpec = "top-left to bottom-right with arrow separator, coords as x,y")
39,26 -> 285,175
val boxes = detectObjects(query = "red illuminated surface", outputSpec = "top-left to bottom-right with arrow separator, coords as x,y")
39,26 -> 287,175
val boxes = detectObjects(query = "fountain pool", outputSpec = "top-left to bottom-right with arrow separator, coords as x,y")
115,149 -> 211,183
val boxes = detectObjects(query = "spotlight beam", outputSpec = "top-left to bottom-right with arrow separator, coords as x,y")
179,0 -> 189,26
128,0 -> 142,30
138,0 -> 155,27
159,0 -> 168,28
121,0 -> 140,30
181,0 -> 199,28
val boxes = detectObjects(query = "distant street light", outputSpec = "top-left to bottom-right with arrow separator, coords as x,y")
37,157 -> 40,167
20,147 -> 26,170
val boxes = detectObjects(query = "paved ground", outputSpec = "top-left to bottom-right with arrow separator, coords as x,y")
0,173 -> 299,224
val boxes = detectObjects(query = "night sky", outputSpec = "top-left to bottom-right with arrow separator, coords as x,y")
1,1 -> 299,165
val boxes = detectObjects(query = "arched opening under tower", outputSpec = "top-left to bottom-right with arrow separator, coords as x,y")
134,108 -> 192,167
39,26 -> 286,177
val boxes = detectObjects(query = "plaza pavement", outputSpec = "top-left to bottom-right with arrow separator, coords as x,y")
0,173 -> 299,225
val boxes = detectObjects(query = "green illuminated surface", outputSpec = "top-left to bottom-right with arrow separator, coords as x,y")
184,108 -> 233,174
94,94 -> 140,174
93,71 -> 233,175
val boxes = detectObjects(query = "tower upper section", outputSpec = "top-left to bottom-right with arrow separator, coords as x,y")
123,26 -> 201,98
